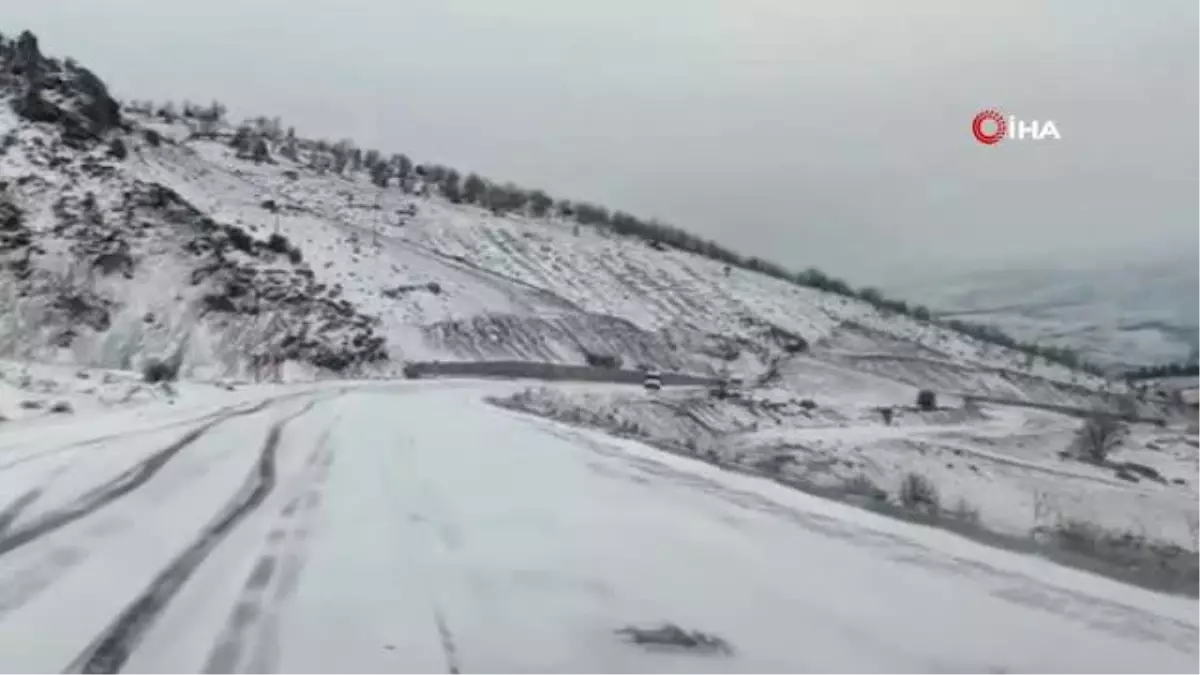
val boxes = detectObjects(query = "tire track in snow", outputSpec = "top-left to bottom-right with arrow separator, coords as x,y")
0,465 -> 68,537
0,399 -> 277,559
0,402 -> 302,621
0,390 -> 322,474
0,488 -> 47,538
404,479 -> 463,675
0,403 -> 250,474
201,421 -> 338,674
70,398 -> 322,674
374,438 -> 463,675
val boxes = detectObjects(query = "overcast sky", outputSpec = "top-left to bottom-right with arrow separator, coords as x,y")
6,0 -> 1197,284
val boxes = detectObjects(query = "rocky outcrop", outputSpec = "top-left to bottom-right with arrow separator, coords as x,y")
1,30 -> 123,146
139,183 -> 389,372
0,196 -> 37,280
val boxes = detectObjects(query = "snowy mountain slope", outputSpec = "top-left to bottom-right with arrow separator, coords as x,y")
123,113 -> 1118,391
0,30 -> 1121,411
0,110 -> 388,379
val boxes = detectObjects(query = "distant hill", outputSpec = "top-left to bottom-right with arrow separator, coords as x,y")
893,258 -> 1199,369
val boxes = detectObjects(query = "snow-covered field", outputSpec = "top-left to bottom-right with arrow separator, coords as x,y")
492,383 -> 1199,568
0,380 -> 1196,673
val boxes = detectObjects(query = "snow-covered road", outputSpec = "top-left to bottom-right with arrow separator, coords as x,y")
0,383 -> 1195,673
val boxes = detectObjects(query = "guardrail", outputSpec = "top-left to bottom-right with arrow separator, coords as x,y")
402,360 -> 721,387
964,394 -> 1167,424
402,361 -> 1171,423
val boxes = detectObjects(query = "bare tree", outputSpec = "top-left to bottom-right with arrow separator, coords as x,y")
392,153 -> 413,180
463,173 -> 487,204
899,473 -> 940,513
280,133 -> 298,161
1074,413 -> 1126,463
251,137 -> 271,163
230,124 -> 253,154
441,169 -> 462,202
331,140 -> 353,174
370,161 -> 391,188
195,115 -> 218,137
574,202 -> 609,225
529,189 -> 553,217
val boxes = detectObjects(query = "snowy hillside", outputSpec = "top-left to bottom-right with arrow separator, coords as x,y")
0,30 -> 1125,403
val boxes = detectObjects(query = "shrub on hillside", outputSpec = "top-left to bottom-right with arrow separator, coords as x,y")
583,351 -> 621,369
845,474 -> 888,502
574,202 -> 609,225
485,183 -> 529,215
463,173 -> 487,204
782,336 -> 809,354
857,286 -> 884,305
1074,414 -> 1127,464
229,125 -> 252,152
49,400 -> 73,414
392,153 -> 413,179
370,161 -> 391,188
251,137 -> 271,163
107,137 -> 127,160
529,189 -> 553,217
265,233 -> 291,255
331,140 -> 352,174
916,389 -> 937,411
899,472 -> 940,513
441,176 -> 463,203
879,406 -> 895,425
142,357 -> 178,383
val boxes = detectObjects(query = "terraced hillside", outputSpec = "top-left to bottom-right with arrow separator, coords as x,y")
0,30 -> 1120,409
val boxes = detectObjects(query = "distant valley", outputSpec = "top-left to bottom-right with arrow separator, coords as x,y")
894,257 -> 1199,369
